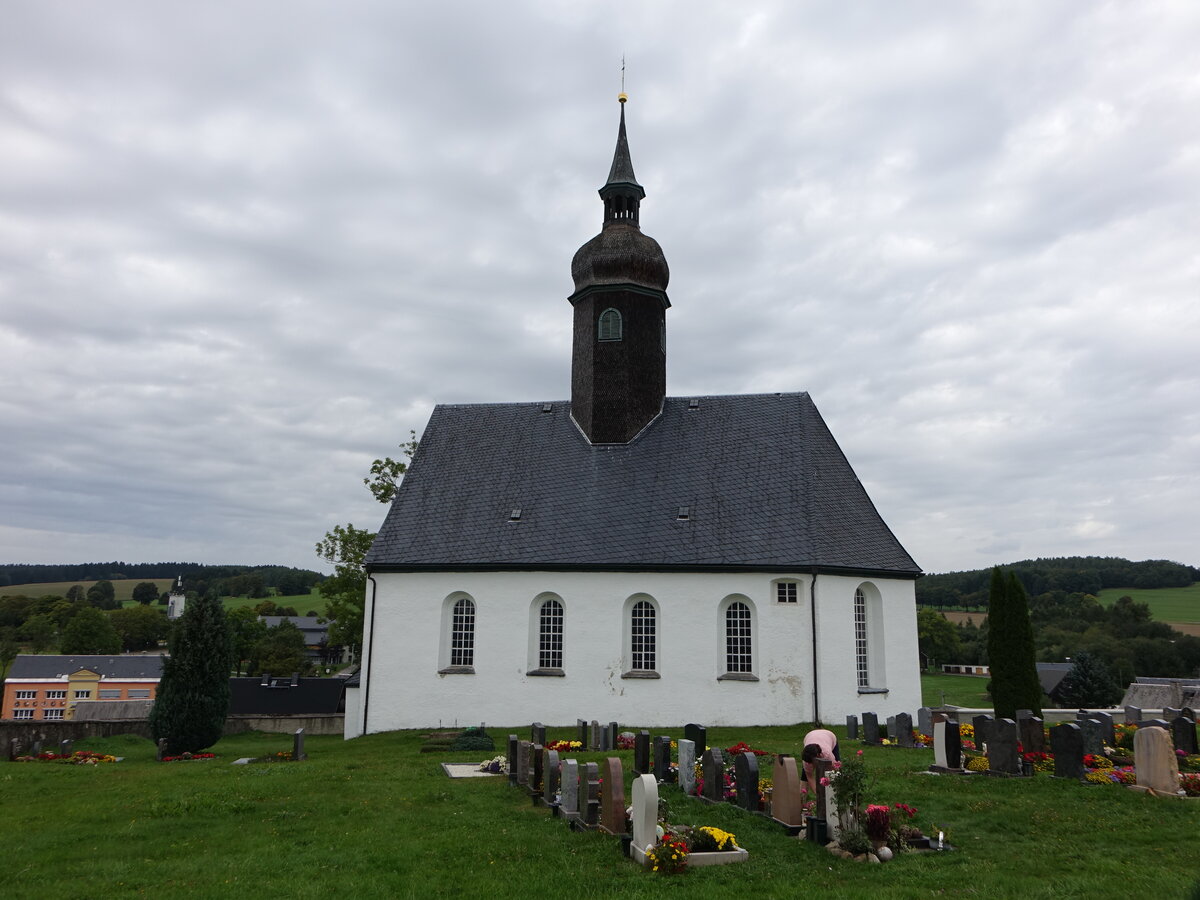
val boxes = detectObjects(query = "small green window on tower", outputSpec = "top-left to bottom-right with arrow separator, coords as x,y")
598,308 -> 622,341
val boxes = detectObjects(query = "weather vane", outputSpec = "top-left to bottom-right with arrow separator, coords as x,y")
619,54 -> 627,103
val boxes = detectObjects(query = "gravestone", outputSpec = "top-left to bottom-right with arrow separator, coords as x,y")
1125,705 -> 1143,724
531,722 -> 546,747
862,712 -> 880,745
561,759 -> 580,822
653,735 -> 673,782
156,738 -> 168,762
8,738 -> 20,761
734,751 -> 760,812
608,722 -> 619,750
1183,707 -> 1197,723
507,734 -> 519,786
1134,725 -> 1183,794
630,774 -> 659,860
1050,723 -> 1085,779
293,728 -> 307,761
886,715 -> 897,742
516,741 -> 531,787
59,739 -> 73,757
590,720 -> 601,751
684,723 -> 707,756
543,749 -> 561,808
678,739 -> 696,796
932,719 -> 962,770
1171,716 -> 1198,756
896,712 -> 915,748
813,758 -> 833,819
1016,708 -> 1033,721
599,725 -> 611,752
1164,707 -> 1183,722
530,744 -> 545,795
31,740 -> 43,757
1018,716 -> 1045,756
1078,719 -> 1104,757
701,747 -> 725,802
845,715 -> 859,740
579,761 -> 600,827
972,714 -> 994,750
1092,711 -> 1116,746
771,755 -> 805,827
987,718 -> 1020,774
599,758 -> 625,834
917,707 -> 932,738
633,730 -> 650,776
577,719 -> 588,746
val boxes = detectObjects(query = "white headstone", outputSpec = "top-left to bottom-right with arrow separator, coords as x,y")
631,774 -> 659,858
933,720 -> 948,769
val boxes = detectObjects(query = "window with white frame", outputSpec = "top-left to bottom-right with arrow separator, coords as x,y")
725,601 -> 753,673
854,587 -> 869,688
630,600 -> 656,671
538,599 -> 564,669
74,690 -> 92,700
44,709 -> 64,720
46,690 -> 66,699
13,709 -> 33,720
15,690 -> 36,700
450,598 -> 475,668
776,582 -> 798,603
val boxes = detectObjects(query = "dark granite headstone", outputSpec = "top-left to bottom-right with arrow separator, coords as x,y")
633,730 -> 650,776
933,719 -> 962,770
1125,705 -> 1143,724
530,743 -> 544,794
1183,707 -> 1197,723
886,715 -> 897,741
684,723 -> 707,756
580,761 -> 600,827
1092,711 -> 1115,746
1018,716 -> 1045,755
917,707 -> 932,738
1163,707 -> 1183,723
862,712 -> 880,745
845,715 -> 859,740
734,751 -> 760,812
516,741 -> 531,787
1171,716 -> 1198,756
156,737 -> 168,762
293,728 -> 307,761
543,749 -> 560,808
599,725 -> 610,752
972,714 -> 994,749
1015,708 -> 1033,721
896,712 -> 914,748
652,735 -> 674,782
987,718 -> 1020,774
608,721 -> 619,750
531,722 -> 546,747
1051,723 -> 1085,779
507,734 -> 519,786
1078,719 -> 1104,757
577,719 -> 588,746
59,739 -> 73,757
590,720 -> 601,751
701,747 -> 725,802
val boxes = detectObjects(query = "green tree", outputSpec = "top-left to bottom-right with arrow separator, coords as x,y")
65,584 -> 86,603
917,607 -> 962,670
252,620 -> 313,677
109,605 -> 170,651
86,580 -> 118,610
362,430 -> 418,503
1057,650 -> 1122,707
986,568 -> 1042,717
227,606 -> 268,676
149,595 -> 233,754
18,613 -> 58,652
132,582 -> 160,605
60,606 -> 121,654
0,634 -> 18,679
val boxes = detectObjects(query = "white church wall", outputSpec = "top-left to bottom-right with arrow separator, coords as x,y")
350,568 -> 921,735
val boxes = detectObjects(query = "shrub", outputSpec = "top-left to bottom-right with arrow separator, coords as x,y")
450,727 -> 495,752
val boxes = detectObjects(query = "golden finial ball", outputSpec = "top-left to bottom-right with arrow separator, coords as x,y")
618,92 -> 628,103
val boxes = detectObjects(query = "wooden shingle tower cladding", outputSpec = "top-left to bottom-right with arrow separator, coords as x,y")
569,97 -> 671,444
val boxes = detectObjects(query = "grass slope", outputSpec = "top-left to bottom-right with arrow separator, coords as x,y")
1097,583 -> 1200,623
921,671 -> 991,708
0,579 -> 175,602
3,726 -> 1199,899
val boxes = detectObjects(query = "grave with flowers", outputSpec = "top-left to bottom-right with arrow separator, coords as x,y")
630,773 -> 749,872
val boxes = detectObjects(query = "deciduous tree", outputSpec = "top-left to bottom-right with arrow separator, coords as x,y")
60,606 -> 121,654
132,582 -> 160,605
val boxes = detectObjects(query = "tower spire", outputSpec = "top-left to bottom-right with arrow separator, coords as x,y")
600,94 -> 645,227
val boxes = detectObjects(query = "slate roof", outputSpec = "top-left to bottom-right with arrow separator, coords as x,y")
260,616 -> 329,641
366,393 -> 920,576
228,677 -> 346,716
6,654 -> 165,680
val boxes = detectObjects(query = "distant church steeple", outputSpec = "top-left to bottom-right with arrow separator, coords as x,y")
569,95 -> 670,444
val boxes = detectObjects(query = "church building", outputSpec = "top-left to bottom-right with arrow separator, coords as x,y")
345,97 -> 921,736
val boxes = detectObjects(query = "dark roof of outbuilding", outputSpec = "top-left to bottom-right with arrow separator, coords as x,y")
228,677 -> 346,716
366,393 -> 920,576
6,654 -> 165,679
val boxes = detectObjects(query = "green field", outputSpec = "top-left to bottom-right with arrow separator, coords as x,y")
920,671 -> 991,708
3,725 -> 1198,898
0,580 -> 325,614
1097,583 -> 1200,623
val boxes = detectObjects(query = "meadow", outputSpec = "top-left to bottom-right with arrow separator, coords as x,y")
1097,583 -> 1200,624
4,724 -> 1199,899
0,579 -> 326,615
920,671 -> 991,709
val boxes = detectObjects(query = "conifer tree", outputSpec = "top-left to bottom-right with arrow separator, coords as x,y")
1057,651 -> 1122,708
149,594 -> 233,754
986,567 -> 1042,717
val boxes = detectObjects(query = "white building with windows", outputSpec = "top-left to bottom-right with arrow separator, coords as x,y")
346,98 -> 921,736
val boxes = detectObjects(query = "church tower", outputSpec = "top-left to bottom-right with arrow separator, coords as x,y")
569,95 -> 670,444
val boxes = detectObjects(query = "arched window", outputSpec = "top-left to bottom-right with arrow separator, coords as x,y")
450,597 -> 475,668
598,308 -> 623,341
854,587 -> 869,688
725,601 -> 753,673
538,598 -> 564,669
630,600 -> 656,671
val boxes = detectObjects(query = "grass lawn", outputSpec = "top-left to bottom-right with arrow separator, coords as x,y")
1097,583 -> 1200,623
4,725 -> 1199,898
921,671 -> 991,708
0,578 -> 176,602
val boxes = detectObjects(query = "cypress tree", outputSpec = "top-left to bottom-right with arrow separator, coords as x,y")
986,567 -> 1042,718
149,594 -> 233,754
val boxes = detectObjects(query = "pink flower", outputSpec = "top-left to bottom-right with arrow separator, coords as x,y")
856,749 -> 863,757
819,776 -> 830,786
832,761 -> 842,770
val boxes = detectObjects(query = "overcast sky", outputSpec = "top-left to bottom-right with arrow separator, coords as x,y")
2,1 -> 1197,576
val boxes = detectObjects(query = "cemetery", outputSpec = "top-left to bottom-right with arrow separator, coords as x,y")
2,716 -> 1200,896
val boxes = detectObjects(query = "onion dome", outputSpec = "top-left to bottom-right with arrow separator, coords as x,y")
570,99 -> 670,294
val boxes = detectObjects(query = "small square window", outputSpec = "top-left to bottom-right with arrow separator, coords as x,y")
74,690 -> 92,700
777,582 -> 798,603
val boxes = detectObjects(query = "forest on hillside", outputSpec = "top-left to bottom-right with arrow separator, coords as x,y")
0,562 -> 324,595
